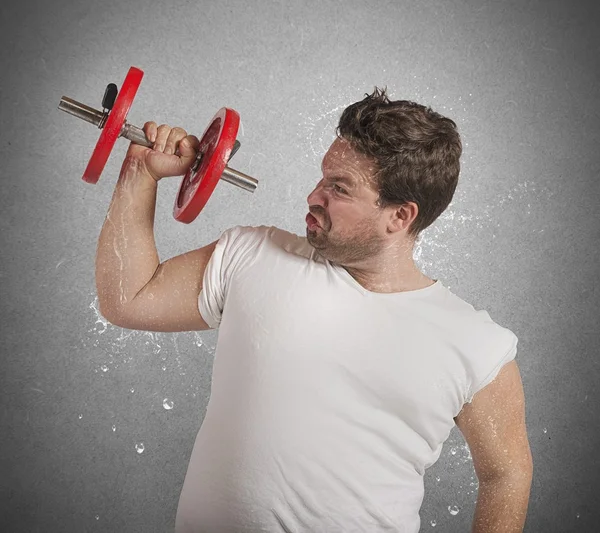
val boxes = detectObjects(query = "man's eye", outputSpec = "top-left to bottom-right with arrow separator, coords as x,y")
333,184 -> 347,194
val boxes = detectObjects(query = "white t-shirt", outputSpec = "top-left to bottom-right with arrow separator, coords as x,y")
175,225 -> 518,533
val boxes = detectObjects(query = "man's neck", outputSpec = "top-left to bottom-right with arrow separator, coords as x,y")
342,261 -> 434,294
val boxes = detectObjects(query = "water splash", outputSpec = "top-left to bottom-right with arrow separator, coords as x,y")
144,331 -> 162,354
413,178 -> 552,283
448,442 -> 472,463
299,102 -> 349,159
193,331 -> 204,347
83,293 -> 217,377
89,297 -> 107,334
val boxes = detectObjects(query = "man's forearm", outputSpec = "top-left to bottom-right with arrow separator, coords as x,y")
471,475 -> 532,533
95,156 -> 160,318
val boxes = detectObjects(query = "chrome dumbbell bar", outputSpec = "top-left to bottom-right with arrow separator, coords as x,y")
58,96 -> 257,193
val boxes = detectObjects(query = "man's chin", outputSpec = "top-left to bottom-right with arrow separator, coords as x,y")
306,231 -> 323,244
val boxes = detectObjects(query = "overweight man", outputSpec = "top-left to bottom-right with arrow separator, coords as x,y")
95,88 -> 533,532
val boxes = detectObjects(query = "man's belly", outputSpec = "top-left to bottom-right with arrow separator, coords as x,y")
174,415 -> 424,533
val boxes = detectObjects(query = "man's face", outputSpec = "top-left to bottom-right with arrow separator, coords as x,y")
306,137 -> 388,266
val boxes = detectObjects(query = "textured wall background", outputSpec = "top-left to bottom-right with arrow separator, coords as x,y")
1,0 -> 598,531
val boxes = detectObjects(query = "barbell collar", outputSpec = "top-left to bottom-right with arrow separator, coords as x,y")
59,97 -> 104,128
221,166 -> 257,193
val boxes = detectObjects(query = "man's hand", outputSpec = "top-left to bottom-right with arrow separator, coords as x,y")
126,122 -> 200,182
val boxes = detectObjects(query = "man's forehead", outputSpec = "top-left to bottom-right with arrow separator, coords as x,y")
321,138 -> 375,174
323,138 -> 353,163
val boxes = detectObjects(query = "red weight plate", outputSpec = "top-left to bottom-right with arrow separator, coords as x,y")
173,108 -> 240,223
82,67 -> 144,184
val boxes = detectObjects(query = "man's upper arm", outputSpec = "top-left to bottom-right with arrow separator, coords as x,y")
454,360 -> 533,482
107,239 -> 219,332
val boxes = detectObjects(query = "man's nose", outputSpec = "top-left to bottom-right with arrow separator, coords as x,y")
307,179 -> 325,206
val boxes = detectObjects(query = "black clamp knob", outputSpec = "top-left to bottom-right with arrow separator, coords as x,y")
102,83 -> 118,112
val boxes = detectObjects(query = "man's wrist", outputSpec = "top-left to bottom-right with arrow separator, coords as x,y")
118,156 -> 160,187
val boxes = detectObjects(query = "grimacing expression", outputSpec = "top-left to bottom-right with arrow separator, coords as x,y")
306,137 -> 390,266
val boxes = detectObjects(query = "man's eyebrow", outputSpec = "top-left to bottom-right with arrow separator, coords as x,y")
321,161 -> 357,188
329,176 -> 356,188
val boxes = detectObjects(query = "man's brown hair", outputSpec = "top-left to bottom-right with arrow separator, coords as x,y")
336,88 -> 462,239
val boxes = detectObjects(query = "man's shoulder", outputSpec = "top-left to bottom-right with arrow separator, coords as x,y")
221,224 -> 294,240
222,224 -> 313,260
440,288 -> 518,352
435,287 -> 513,334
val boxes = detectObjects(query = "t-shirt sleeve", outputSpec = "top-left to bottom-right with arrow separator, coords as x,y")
198,225 -> 266,329
464,310 -> 519,404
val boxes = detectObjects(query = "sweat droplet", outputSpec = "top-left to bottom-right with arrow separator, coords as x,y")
194,332 -> 203,347
112,425 -> 116,432
163,399 -> 174,410
448,505 -> 459,516
135,442 -> 145,454
100,365 -> 108,372
430,520 -> 437,527
78,414 -> 83,419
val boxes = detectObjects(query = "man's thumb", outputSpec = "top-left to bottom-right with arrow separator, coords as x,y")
179,135 -> 200,158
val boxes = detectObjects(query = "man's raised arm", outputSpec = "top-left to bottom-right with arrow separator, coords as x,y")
95,123 -> 215,332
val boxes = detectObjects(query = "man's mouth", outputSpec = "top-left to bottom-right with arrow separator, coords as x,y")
306,213 -> 321,230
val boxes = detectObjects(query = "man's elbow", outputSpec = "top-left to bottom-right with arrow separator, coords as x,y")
97,299 -> 126,328
513,457 -> 534,484
479,463 -> 533,485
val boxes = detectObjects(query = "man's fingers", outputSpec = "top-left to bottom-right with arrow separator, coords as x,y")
143,121 -> 158,143
134,124 -> 200,179
165,127 -> 188,155
141,124 -> 194,158
178,135 -> 200,158
154,124 -> 174,152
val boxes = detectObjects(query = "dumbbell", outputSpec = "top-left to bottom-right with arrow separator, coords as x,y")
58,66 -> 258,223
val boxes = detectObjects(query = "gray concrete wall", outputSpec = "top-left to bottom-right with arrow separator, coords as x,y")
1,0 -> 598,531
